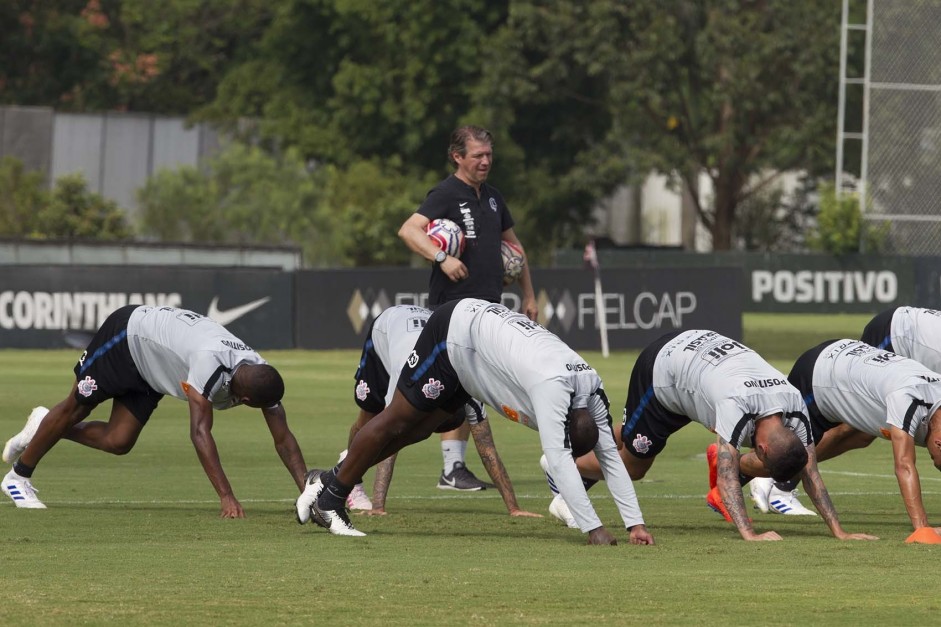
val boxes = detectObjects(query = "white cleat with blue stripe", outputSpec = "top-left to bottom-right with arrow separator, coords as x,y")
2,470 -> 46,509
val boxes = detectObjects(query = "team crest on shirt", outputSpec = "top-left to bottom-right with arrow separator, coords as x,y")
489,198 -> 497,212
632,434 -> 652,454
77,376 -> 98,397
355,380 -> 370,401
422,378 -> 445,399
407,350 -> 420,368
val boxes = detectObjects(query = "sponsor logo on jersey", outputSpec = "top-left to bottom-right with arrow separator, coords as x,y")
77,375 -> 98,397
632,434 -> 652,454
880,428 -> 891,440
743,378 -> 787,388
422,378 -> 445,400
407,350 -> 420,368
221,339 -> 253,351
502,405 -> 519,422
355,380 -> 370,401
565,363 -> 593,372
458,202 -> 476,238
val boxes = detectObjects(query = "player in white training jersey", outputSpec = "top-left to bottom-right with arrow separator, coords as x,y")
783,339 -> 941,541
567,330 -> 876,542
308,299 -> 654,544
293,305 -> 539,521
757,307 -> 941,518
861,307 -> 941,373
2,305 -> 309,516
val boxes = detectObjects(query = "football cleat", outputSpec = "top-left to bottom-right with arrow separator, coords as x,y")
706,443 -> 718,490
310,502 -> 366,537
294,469 -> 326,524
706,486 -> 733,523
2,406 -> 50,464
749,477 -> 774,513
548,494 -> 578,529
436,461 -> 492,491
768,486 -> 817,516
346,483 -> 373,511
2,469 -> 46,509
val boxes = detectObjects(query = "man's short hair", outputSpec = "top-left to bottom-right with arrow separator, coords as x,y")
448,125 -> 494,167
238,364 -> 284,408
569,409 -> 600,458
765,430 -> 808,482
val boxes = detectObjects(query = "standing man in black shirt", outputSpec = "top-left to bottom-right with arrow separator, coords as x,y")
398,125 -> 537,490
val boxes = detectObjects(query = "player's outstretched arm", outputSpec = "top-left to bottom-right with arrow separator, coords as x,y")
262,404 -> 308,492
366,454 -> 396,515
469,420 -> 541,517
799,443 -> 879,541
890,426 -> 931,530
186,386 -> 243,518
716,440 -> 780,541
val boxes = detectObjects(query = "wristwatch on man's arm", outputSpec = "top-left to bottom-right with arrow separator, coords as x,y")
434,250 -> 447,264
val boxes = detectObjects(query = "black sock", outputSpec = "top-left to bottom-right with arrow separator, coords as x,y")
319,479 -> 352,510
774,478 -> 800,492
13,461 -> 34,478
582,477 -> 598,492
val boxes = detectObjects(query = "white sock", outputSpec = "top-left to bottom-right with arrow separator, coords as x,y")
441,440 -> 467,475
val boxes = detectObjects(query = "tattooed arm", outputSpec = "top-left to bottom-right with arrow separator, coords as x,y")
364,454 -> 396,516
469,420 -> 541,518
716,438 -> 782,541
799,443 -> 879,540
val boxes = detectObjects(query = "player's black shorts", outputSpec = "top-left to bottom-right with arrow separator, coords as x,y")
786,339 -> 840,445
353,316 -> 389,414
860,307 -> 897,351
620,331 -> 691,459
73,305 -> 163,424
396,299 -> 470,415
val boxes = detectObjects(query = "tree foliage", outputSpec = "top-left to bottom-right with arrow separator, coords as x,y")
0,157 -> 131,240
807,183 -> 887,255
3,0 -> 851,255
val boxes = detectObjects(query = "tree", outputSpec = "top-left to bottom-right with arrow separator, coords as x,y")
475,1 -> 843,250
39,174 -> 133,240
0,157 -> 47,236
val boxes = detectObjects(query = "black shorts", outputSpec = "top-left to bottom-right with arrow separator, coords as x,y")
860,307 -> 897,351
73,305 -> 163,424
620,331 -> 691,458
395,299 -> 470,415
786,340 -> 839,445
353,316 -> 389,414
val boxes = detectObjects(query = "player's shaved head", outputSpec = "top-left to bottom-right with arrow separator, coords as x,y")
234,364 -> 284,408
764,426 -> 808,482
569,409 -> 600,458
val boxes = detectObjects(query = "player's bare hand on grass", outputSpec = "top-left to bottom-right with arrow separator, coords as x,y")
743,530 -> 782,541
629,524 -> 655,545
837,531 -> 880,541
509,509 -> 542,518
220,496 -> 245,518
587,528 -> 617,545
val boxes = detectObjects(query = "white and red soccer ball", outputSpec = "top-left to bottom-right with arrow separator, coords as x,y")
501,240 -> 525,285
426,219 -> 465,258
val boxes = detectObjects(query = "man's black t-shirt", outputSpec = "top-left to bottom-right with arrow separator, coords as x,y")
417,174 -> 514,306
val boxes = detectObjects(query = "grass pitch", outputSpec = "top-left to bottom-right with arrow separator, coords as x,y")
2,314 -> 940,625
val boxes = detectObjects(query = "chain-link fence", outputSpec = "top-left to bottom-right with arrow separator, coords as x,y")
865,0 -> 941,255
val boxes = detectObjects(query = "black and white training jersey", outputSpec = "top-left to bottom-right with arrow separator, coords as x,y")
653,330 -> 810,448
126,306 -> 266,410
417,175 -> 514,305
370,305 -> 433,406
810,339 -> 941,445
886,307 -> 941,373
446,298 -> 645,532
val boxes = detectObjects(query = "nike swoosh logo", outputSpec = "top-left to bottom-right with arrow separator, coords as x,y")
441,476 -> 457,487
207,296 -> 271,326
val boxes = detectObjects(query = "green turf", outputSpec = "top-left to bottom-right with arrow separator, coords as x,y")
2,315 -> 940,625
